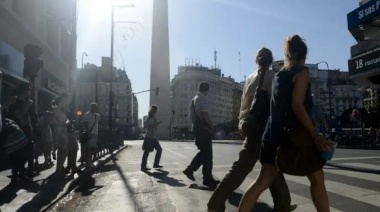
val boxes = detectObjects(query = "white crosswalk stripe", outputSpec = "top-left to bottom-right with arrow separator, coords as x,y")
339,162 -> 380,171
324,166 -> 380,182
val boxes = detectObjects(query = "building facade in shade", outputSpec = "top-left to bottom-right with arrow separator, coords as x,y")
347,0 -> 380,126
75,63 -> 138,139
171,64 -> 243,137
0,0 -> 77,113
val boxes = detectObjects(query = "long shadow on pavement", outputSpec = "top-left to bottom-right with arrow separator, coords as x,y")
227,191 -> 273,212
103,161 -> 139,209
0,180 -> 41,207
142,169 -> 186,187
325,163 -> 380,174
16,174 -> 69,212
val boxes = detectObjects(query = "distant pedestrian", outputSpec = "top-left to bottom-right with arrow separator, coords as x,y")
8,83 -> 35,178
35,102 -> 54,166
141,104 -> 163,170
208,48 -> 295,212
183,82 -> 220,188
1,95 -> 30,183
51,93 -> 71,177
81,102 -> 100,168
238,35 -> 332,212
65,111 -> 80,174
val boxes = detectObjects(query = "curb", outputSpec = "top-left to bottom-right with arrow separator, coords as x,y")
42,144 -> 130,212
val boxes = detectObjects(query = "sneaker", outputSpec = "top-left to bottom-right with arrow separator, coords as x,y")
290,204 -> 298,212
203,179 -> 220,188
274,204 -> 298,212
11,176 -> 22,184
183,169 -> 195,181
20,175 -> 33,182
141,167 -> 151,171
85,163 -> 96,168
153,165 -> 163,169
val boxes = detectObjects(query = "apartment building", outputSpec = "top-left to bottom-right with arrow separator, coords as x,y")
171,64 -> 243,136
76,62 -> 138,138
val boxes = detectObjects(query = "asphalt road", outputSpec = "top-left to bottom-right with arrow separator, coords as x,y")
50,140 -> 380,212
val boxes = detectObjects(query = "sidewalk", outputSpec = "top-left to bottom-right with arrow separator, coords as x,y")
48,144 -> 176,212
0,143 -> 128,212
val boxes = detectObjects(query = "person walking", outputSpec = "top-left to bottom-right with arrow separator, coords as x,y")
81,102 -> 100,168
183,82 -> 219,188
141,104 -> 163,170
208,48 -> 295,212
238,35 -> 332,212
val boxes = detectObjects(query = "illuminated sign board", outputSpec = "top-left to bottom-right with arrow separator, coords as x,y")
348,47 -> 380,75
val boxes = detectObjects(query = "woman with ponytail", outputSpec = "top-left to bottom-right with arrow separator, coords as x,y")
238,35 -> 332,212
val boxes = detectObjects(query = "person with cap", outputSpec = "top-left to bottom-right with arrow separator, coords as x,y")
208,48 -> 296,212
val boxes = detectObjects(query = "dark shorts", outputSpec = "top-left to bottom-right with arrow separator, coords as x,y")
260,120 -> 280,164
260,140 -> 279,164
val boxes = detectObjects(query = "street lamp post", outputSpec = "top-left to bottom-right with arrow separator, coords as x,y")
315,61 -> 332,118
109,4 -> 135,131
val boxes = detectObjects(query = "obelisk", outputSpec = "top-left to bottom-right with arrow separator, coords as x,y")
150,0 -> 171,139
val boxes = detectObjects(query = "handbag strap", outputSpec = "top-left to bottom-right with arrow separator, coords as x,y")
257,69 -> 267,90
88,114 -> 96,133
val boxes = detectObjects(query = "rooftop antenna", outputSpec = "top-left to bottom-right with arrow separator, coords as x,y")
238,51 -> 241,75
214,50 -> 217,69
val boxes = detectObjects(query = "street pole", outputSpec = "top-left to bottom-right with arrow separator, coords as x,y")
109,4 -> 135,131
316,61 -> 331,118
109,6 -> 115,131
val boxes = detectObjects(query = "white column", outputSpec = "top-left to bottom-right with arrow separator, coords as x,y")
150,0 -> 171,139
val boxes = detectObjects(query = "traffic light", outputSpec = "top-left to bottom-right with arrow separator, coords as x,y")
155,87 -> 159,96
23,44 -> 43,78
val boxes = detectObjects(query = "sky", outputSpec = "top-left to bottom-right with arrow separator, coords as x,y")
76,0 -> 359,119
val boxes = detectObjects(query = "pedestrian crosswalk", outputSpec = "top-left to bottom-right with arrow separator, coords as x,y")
210,161 -> 380,211
119,143 -> 380,212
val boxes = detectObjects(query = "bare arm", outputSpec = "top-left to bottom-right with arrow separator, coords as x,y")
239,93 -> 254,117
291,69 -> 331,152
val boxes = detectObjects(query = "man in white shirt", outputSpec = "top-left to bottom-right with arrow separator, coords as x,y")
184,82 -> 220,188
81,102 -> 100,167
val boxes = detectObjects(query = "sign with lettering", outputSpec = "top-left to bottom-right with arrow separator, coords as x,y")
46,78 -> 66,95
348,47 -> 380,76
347,0 -> 380,29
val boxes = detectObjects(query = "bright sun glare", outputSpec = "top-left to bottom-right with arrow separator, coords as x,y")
81,0 -> 139,21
